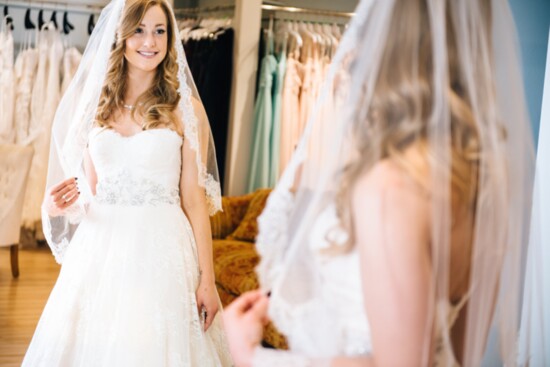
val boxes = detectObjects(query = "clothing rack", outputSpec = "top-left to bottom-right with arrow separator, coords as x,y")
175,3 -> 354,19
3,0 -> 103,15
174,4 -> 235,16
262,4 -> 354,18
262,4 -> 353,25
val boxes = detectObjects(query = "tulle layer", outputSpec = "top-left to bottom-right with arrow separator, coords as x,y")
23,202 -> 232,367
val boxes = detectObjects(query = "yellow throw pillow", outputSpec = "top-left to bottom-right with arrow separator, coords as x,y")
227,188 -> 272,242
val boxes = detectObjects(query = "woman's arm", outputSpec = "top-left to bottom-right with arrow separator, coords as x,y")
83,147 -> 98,195
177,102 -> 219,331
352,161 -> 432,367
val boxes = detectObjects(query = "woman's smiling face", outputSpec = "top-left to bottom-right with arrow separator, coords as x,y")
124,5 -> 168,73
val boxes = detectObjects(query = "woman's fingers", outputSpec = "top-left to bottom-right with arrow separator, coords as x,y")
229,290 -> 264,314
204,304 -> 219,331
53,186 -> 79,205
49,177 -> 78,195
44,178 -> 80,216
62,191 -> 80,207
250,295 -> 270,325
53,184 -> 78,203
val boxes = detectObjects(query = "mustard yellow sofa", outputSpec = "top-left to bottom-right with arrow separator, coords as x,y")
210,189 -> 288,350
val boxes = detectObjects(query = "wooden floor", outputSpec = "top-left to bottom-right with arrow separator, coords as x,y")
0,246 -> 59,367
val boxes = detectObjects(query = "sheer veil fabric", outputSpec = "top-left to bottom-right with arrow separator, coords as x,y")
41,0 -> 221,264
255,0 -> 540,365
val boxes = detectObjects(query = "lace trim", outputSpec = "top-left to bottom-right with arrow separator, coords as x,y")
94,171 -> 180,206
173,22 -> 222,216
255,188 -> 295,289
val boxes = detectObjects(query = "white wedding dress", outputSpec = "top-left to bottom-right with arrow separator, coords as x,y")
254,199 -> 463,366
23,127 -> 233,367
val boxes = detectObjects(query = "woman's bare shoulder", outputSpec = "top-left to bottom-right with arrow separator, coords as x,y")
353,159 -> 431,226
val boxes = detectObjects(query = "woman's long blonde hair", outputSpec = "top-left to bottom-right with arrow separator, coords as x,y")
95,0 -> 182,134
336,0 -> 494,238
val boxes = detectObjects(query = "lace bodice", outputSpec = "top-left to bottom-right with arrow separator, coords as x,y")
88,127 -> 183,206
255,195 -> 463,366
268,204 -> 372,358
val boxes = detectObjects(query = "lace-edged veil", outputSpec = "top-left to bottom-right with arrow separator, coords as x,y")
255,0 -> 541,365
42,0 -> 221,264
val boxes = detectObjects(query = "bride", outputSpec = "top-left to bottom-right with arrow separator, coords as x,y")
22,0 -> 232,365
223,0 -> 538,366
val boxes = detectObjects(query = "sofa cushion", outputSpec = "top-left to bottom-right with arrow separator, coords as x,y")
210,193 -> 255,239
227,188 -> 271,242
213,239 -> 260,296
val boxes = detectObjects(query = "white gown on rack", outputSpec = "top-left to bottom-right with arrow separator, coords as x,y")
14,48 -> 39,145
23,127 -> 233,367
61,47 -> 82,94
0,27 -> 15,144
23,26 -> 64,229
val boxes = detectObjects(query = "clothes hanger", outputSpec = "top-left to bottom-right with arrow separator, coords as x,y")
62,11 -> 74,35
3,6 -> 14,31
286,21 -> 302,58
87,13 -> 95,36
273,19 -> 288,56
50,10 -> 58,30
38,9 -> 45,30
24,8 -> 36,30
19,7 -> 35,51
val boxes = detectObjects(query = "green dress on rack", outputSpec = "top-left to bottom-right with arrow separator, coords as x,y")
247,33 -> 278,192
268,49 -> 287,187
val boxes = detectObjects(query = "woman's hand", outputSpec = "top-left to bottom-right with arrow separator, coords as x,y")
43,177 -> 80,217
223,290 -> 269,367
195,277 -> 220,332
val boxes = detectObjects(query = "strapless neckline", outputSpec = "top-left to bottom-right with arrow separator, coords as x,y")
91,126 -> 181,140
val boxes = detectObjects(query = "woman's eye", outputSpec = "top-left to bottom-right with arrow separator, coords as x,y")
156,29 -> 166,35
134,27 -> 143,34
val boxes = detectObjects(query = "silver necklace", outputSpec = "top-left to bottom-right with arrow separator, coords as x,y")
122,103 -> 136,111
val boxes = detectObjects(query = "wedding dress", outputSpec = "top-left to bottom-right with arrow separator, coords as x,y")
0,26 -> 15,144
22,29 -> 50,227
253,202 -> 462,366
23,26 -> 64,230
14,48 -> 39,145
61,47 -> 82,94
23,127 -> 232,367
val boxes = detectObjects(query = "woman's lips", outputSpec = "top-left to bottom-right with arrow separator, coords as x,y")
138,51 -> 158,58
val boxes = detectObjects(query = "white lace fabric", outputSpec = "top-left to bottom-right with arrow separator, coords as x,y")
23,116 -> 233,366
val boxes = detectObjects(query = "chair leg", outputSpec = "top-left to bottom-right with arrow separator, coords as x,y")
10,244 -> 19,278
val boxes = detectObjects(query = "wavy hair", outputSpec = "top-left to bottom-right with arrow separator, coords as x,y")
336,0 -> 495,248
95,0 -> 181,134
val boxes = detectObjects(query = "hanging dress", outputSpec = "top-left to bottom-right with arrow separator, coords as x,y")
23,25 -> 63,229
247,32 -> 278,192
268,48 -> 287,186
278,50 -> 304,176
14,48 -> 39,145
61,47 -> 82,94
0,24 -> 15,144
